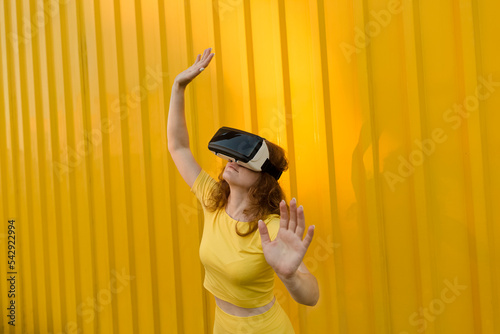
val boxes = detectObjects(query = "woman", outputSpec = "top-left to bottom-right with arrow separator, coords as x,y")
167,47 -> 319,333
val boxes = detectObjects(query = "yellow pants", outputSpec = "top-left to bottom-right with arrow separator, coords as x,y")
213,299 -> 295,334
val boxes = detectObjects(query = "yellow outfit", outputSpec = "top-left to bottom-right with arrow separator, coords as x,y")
190,169 -> 295,333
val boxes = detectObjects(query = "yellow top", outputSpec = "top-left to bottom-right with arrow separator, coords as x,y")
190,169 -> 281,308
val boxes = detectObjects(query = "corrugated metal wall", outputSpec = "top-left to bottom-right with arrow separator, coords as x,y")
1,0 -> 499,333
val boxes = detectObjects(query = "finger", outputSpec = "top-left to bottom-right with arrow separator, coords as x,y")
288,198 -> 297,232
279,199 -> 288,229
295,204 -> 305,238
200,49 -> 207,62
194,54 -> 201,65
258,220 -> 271,247
201,47 -> 211,61
302,225 -> 315,250
202,52 -> 215,67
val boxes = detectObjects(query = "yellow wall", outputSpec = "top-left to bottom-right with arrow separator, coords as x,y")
1,0 -> 499,333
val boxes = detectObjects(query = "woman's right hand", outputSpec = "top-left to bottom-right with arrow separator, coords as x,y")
174,47 -> 215,87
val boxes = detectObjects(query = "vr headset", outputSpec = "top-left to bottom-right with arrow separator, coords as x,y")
208,126 -> 283,180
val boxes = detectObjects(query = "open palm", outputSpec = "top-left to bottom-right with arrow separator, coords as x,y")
175,47 -> 214,87
258,199 -> 315,278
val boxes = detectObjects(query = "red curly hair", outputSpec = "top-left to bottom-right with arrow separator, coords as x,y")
205,139 -> 289,237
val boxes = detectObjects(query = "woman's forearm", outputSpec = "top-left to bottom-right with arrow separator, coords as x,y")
167,48 -> 214,150
167,81 -> 190,150
277,270 -> 319,306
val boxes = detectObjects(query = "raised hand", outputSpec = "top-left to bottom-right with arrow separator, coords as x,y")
258,198 -> 315,279
174,47 -> 215,88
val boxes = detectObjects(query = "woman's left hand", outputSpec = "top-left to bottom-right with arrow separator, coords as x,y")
258,198 -> 315,279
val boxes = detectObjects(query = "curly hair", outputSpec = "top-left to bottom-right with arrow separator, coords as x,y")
205,139 -> 289,237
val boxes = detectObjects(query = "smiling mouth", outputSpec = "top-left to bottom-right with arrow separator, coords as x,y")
228,165 -> 238,172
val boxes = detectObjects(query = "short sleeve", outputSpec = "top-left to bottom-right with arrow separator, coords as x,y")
190,169 -> 217,208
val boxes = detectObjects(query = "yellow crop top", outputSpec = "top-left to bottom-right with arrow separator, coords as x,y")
190,169 -> 281,308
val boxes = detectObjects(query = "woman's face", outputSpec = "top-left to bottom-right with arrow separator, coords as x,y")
223,161 -> 261,189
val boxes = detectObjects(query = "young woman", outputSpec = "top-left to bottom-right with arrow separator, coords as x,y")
167,47 -> 319,333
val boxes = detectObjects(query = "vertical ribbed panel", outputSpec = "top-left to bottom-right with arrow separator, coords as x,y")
1,0 -> 499,333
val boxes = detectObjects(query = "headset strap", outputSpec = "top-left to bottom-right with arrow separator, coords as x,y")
261,158 -> 283,180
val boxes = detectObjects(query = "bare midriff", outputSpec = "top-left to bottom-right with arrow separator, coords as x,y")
214,295 -> 276,317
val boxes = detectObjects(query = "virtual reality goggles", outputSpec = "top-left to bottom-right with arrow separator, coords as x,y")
208,127 -> 283,180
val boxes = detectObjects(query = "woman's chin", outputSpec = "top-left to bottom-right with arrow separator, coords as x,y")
222,171 -> 233,181
223,172 -> 240,186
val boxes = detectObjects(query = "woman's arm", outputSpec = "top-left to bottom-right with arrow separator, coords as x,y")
277,262 -> 319,306
258,199 -> 320,306
167,81 -> 188,150
167,48 -> 214,187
